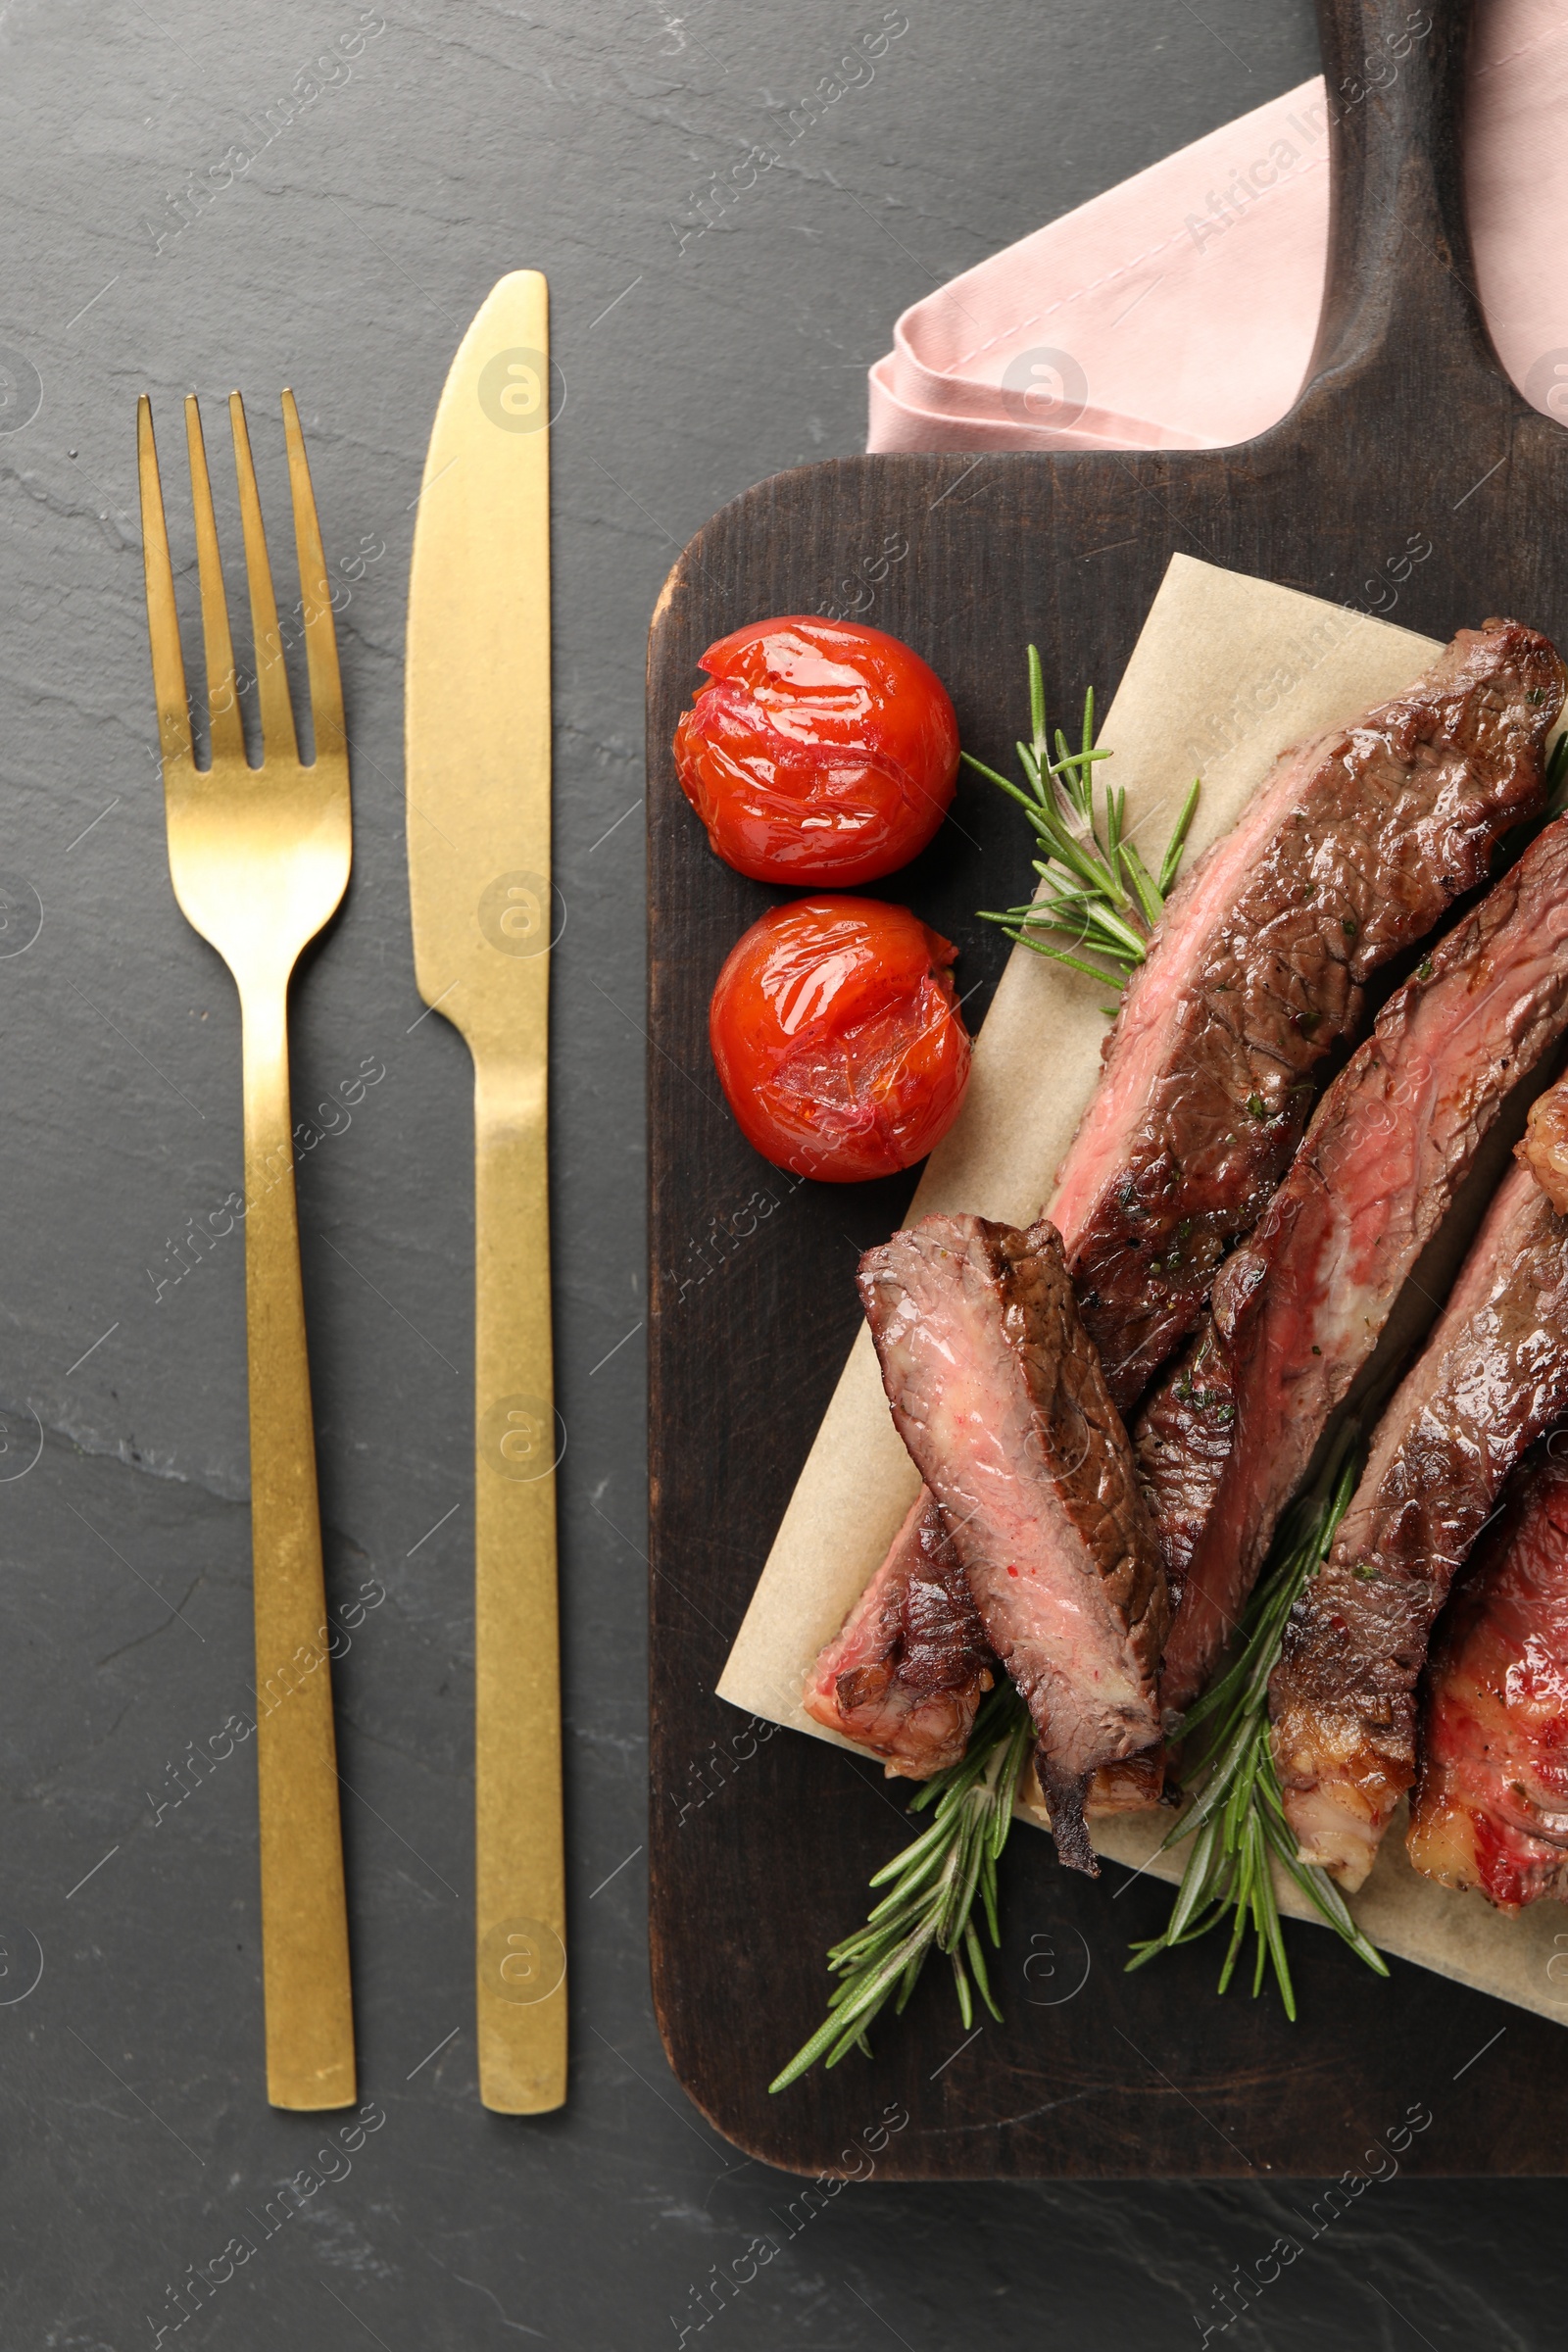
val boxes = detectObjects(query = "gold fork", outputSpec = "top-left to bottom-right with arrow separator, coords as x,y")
136,389 -> 356,2110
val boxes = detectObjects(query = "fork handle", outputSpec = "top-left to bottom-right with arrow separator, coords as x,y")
472,1049 -> 566,2113
239,981 -> 357,2110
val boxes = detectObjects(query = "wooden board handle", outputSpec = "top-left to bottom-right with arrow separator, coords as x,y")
1302,1 -> 1505,409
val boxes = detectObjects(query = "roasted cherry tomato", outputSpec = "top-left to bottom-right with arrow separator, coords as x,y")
709,897 -> 971,1183
673,616 -> 959,885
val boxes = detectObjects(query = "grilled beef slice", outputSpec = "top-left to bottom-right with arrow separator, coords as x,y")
807,1481 -> 1163,1814
805,1492 -> 995,1775
807,621 -> 1562,1780
1408,1443 -> 1568,1911
858,1214 -> 1168,1871
1148,812 -> 1568,1717
804,1491 -> 994,1776
1269,1164 -> 1568,1890
1057,616 -> 1563,1403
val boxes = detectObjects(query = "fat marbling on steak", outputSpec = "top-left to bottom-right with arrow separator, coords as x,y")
858,1213 -> 1168,1871
804,1490 -> 994,1776
1269,1163 -> 1568,1890
1146,809 -> 1568,1717
805,621 -> 1563,1782
1408,1442 -> 1568,1912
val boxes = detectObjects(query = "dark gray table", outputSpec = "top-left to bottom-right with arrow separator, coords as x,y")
2,2 -> 1560,2343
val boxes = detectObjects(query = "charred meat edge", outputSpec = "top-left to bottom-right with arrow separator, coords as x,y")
1269,1165 -> 1568,1890
1148,808 -> 1568,1718
858,1214 -> 1168,1873
1407,1442 -> 1568,1911
803,1490 -> 994,1776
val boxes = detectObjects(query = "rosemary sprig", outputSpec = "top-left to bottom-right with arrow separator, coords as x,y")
1126,1421 -> 1390,2016
769,1685 -> 1033,2093
966,644 -> 1200,985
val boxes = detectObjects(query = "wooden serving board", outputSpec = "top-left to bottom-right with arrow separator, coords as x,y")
646,0 -> 1568,2177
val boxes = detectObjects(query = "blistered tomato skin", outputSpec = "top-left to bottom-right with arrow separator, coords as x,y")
709,897 -> 972,1183
673,616 -> 960,885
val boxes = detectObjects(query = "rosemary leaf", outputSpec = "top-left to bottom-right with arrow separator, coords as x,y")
1158,775 -> 1202,893
977,921 -> 1129,987
969,647 -> 1200,986
1117,837 -> 1166,931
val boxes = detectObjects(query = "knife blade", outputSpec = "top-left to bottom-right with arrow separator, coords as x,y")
405,270 -> 564,2113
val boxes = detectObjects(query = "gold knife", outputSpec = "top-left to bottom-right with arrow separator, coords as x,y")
405,270 -> 564,2113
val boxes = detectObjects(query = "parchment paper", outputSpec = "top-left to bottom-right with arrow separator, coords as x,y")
716,551 -> 1568,2027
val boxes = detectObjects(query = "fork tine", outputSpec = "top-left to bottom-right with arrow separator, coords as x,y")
280,390 -> 346,765
135,396 -> 193,775
228,389 -> 298,763
183,396 -> 245,767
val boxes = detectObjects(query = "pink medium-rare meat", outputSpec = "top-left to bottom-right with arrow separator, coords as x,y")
857,1213 -> 1168,1872
810,1484 -> 1164,1812
1269,1165 -> 1568,1891
1054,618 -> 1563,1406
1147,812 -> 1568,1716
1407,1445 -> 1568,1912
803,1490 -> 994,1776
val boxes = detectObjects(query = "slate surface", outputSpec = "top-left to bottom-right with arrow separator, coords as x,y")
1,0 -> 1561,2343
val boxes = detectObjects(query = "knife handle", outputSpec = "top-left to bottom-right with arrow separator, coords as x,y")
240,982 -> 357,2109
472,1047 -> 566,2112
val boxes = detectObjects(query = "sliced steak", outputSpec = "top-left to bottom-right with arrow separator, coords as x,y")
1408,1443 -> 1568,1911
804,1494 -> 988,1773
1148,811 -> 1568,1716
1269,1165 -> 1568,1890
809,1484 -> 1163,1812
1133,1317 -> 1241,1619
806,623 -> 1562,1783
858,1214 -> 1168,1871
1057,616 -> 1562,1403
803,1491 -> 994,1776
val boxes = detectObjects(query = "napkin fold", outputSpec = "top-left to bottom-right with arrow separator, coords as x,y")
868,1 -> 1568,453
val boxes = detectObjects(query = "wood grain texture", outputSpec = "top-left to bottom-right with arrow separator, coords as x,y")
647,0 -> 1568,2176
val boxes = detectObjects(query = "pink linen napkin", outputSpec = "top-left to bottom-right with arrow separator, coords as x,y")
868,1 -> 1568,452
